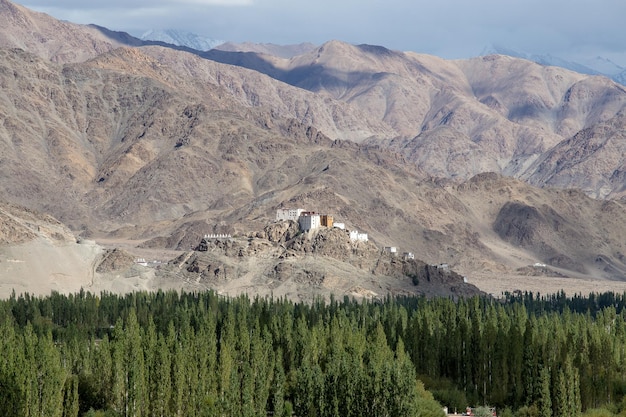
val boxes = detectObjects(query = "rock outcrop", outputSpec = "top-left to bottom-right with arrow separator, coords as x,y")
177,225 -> 481,300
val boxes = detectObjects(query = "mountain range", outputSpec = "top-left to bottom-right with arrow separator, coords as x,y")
1,0 -> 626,299
139,29 -> 225,52
139,29 -> 626,87
481,45 -> 626,86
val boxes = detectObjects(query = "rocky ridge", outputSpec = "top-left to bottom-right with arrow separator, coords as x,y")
177,222 -> 480,300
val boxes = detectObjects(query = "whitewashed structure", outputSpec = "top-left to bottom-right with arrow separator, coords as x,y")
298,213 -> 321,231
204,234 -> 232,239
276,208 -> 304,222
333,222 -> 346,230
384,246 -> 397,255
349,230 -> 368,242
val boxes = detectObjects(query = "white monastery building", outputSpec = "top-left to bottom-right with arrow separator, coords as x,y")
276,208 -> 304,222
276,209 -> 367,241
298,212 -> 321,232
349,230 -> 368,242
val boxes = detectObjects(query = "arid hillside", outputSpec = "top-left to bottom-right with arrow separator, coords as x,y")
1,0 -> 626,298
207,41 -> 626,199
0,0 -> 132,63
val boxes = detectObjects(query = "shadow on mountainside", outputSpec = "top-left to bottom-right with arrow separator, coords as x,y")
90,25 -> 390,95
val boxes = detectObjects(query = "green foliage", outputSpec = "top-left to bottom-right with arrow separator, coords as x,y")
0,368 -> 24,417
474,406 -> 495,417
428,377 -> 468,412
2,290 -> 626,415
537,367 -> 552,417
619,396 -> 626,417
62,375 -> 79,417
83,408 -> 122,417
580,408 -> 617,417
517,404 -> 539,417
501,407 -> 515,417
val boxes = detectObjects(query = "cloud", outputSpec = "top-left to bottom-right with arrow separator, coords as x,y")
189,0 -> 253,4
24,0 -> 253,6
15,0 -> 626,64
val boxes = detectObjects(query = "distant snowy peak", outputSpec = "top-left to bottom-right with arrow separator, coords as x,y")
140,29 -> 224,51
482,44 -> 600,75
482,44 -> 626,85
577,56 -> 625,77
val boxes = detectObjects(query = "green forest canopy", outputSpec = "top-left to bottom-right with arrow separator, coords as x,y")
1,289 -> 626,417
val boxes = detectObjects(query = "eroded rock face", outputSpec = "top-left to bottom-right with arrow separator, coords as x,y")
186,258 -> 229,281
256,221 -> 300,243
494,202 -> 547,246
0,202 -> 75,245
96,248 -> 135,273
492,201 -> 589,273
178,224 -> 481,299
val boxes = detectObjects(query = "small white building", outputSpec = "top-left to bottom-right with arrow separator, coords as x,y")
384,246 -> 397,255
276,208 -> 304,222
349,230 -> 368,242
204,234 -> 232,239
333,222 -> 346,230
298,213 -> 321,231
403,252 -> 415,260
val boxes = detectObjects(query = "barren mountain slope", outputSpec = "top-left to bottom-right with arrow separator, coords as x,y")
4,39 -> 623,285
3,0 -> 626,198
0,45 -> 402,230
454,55 -> 626,138
0,202 -> 101,296
524,111 -> 626,199
206,41 -> 626,197
451,173 -> 626,280
143,46 -> 395,141
0,0 -> 130,63
223,41 -> 626,146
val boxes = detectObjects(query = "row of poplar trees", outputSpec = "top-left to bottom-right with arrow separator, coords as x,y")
1,289 -> 626,416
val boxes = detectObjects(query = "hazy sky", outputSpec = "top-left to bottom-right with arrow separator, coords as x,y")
16,0 -> 626,64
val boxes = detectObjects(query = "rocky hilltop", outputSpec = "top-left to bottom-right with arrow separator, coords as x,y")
0,202 -> 481,301
176,221 -> 480,301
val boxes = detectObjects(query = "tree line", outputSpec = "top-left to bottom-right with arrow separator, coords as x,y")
1,289 -> 626,416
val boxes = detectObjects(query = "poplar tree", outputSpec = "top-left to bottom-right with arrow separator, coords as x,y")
553,369 -> 567,417
62,375 -> 79,417
125,310 -> 146,417
537,367 -> 552,417
270,348 -> 286,417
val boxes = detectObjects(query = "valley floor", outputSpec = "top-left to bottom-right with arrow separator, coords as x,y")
3,235 -> 626,300
469,272 -> 626,298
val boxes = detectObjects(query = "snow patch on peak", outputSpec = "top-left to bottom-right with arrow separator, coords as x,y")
481,44 -> 626,85
140,29 -> 224,51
